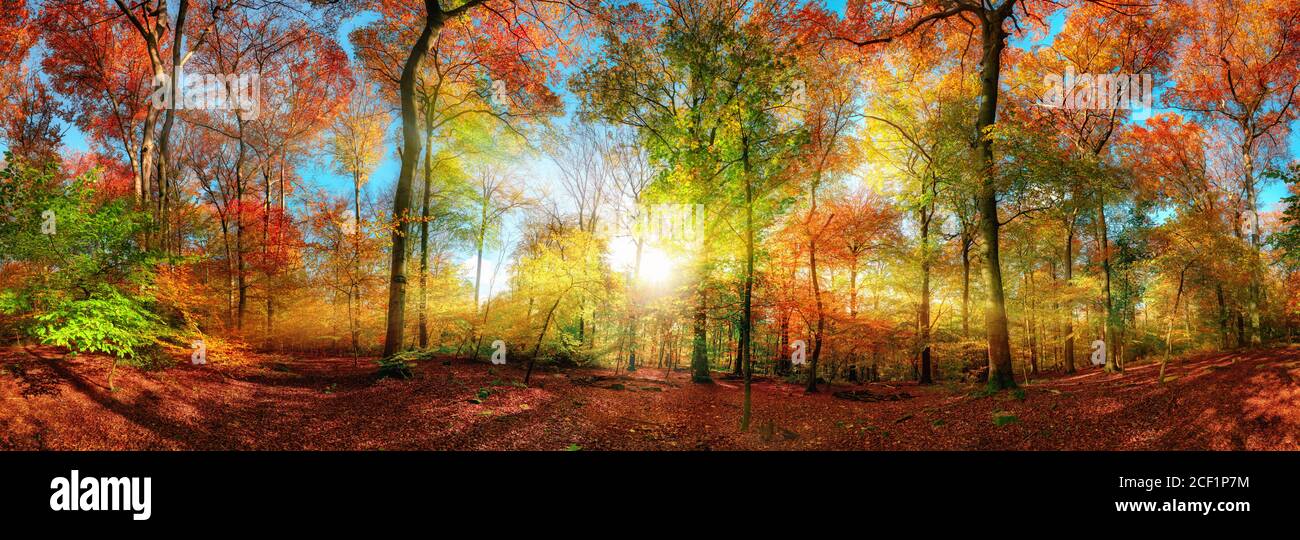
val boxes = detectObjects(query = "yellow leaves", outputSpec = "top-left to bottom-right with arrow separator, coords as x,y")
328,81 -> 389,184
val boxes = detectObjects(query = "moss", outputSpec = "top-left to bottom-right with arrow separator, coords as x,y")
992,411 -> 1020,427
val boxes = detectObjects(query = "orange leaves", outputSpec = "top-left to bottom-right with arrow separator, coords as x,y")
824,187 -> 904,266
0,0 -> 36,99
65,152 -> 136,199
1119,113 -> 1212,209
355,0 -> 580,125
1168,0 -> 1300,144
1283,272 -> 1300,319
39,0 -> 153,150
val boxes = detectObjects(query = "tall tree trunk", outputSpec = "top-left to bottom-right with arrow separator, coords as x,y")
1027,268 -> 1038,375
418,123 -> 434,349
382,0 -> 446,358
961,233 -> 971,338
918,196 -> 933,385
626,239 -> 643,372
1098,194 -> 1119,373
691,284 -> 711,383
1243,140 -> 1262,346
154,0 -> 190,257
352,171 -> 362,364
235,132 -> 247,332
807,173 -> 829,391
263,167 -> 273,339
740,139 -> 755,430
474,208 -> 487,311
975,13 -> 1016,390
1062,221 -> 1076,373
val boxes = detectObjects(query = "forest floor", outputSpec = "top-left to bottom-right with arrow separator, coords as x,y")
1,343 -> 1297,450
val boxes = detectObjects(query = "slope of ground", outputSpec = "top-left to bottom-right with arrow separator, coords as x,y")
1,344 -> 1297,450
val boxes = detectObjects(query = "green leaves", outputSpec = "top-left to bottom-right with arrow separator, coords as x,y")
1268,165 -> 1300,271
32,288 -> 162,359
375,356 -> 414,380
1,157 -> 163,360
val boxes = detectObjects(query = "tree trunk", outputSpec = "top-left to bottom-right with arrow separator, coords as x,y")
627,239 -> 643,372
1243,140 -> 1262,346
1217,284 -> 1230,349
849,263 -> 859,320
525,293 -> 566,384
740,142 -> 755,430
235,131 -> 247,332
1159,265 -> 1187,383
351,171 -> 362,364
807,173 -> 829,392
418,123 -> 434,349
918,198 -> 933,385
263,167 -> 273,339
1027,268 -> 1038,375
382,1 -> 445,358
1063,222 -> 1076,373
1098,194 -> 1119,373
975,14 -> 1015,390
961,233 -> 971,338
154,0 -> 191,256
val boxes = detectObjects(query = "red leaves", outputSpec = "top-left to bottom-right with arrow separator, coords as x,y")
66,152 -> 136,199
354,0 -> 577,121
4,346 -> 1296,450
1168,0 -> 1300,149
0,0 -> 36,93
39,0 -> 153,152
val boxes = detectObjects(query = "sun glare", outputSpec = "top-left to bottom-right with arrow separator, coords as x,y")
607,237 -> 676,285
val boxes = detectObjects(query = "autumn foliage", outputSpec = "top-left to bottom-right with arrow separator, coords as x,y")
2,0 -> 1300,442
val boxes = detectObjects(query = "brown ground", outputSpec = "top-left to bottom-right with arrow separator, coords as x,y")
1,344 -> 1297,450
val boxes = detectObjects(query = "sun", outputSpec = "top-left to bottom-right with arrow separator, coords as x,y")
607,236 -> 676,285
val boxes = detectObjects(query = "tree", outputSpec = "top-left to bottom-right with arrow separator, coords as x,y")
1168,0 -> 1300,346
861,38 -> 971,385
790,35 -> 865,391
0,159 -> 160,390
329,76 -> 389,362
466,161 -> 529,357
604,127 -> 656,371
575,0 -> 790,387
373,0 -> 577,358
837,0 -> 1162,388
1011,0 -> 1177,373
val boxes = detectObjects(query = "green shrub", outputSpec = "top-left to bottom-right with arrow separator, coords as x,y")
992,411 -> 1020,427
2,157 -> 164,366
375,356 -> 413,380
32,289 -> 162,360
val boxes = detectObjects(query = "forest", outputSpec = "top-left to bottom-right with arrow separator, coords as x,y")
1,0 -> 1298,450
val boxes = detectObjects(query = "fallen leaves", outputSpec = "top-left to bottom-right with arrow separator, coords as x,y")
0,345 -> 1296,450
